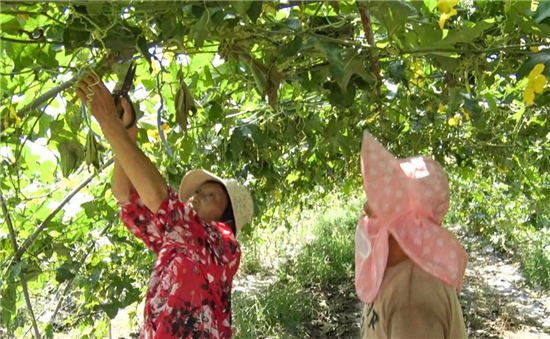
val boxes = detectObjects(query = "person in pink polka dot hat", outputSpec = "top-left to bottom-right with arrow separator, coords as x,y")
356,130 -> 469,339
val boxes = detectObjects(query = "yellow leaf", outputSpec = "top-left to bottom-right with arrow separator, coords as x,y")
533,74 -> 547,94
448,117 -> 459,126
438,103 -> 445,113
105,190 -> 112,200
523,87 -> 535,106
426,104 -> 433,113
3,121 -> 8,130
531,0 -> 540,11
274,191 -> 282,199
530,46 -> 540,53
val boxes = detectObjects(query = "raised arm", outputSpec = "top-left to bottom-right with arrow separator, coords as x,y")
77,72 -> 168,212
111,98 -> 138,204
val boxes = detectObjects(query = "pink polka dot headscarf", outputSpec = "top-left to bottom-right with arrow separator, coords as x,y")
355,131 -> 468,303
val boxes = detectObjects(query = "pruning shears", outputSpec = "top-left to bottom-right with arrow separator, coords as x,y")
112,61 -> 137,129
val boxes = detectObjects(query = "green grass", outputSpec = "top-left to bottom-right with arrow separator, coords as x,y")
232,195 -> 362,338
447,175 -> 550,291
234,179 -> 550,338
521,230 -> 550,290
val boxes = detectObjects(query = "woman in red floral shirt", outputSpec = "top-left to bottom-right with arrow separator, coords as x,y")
77,72 -> 254,338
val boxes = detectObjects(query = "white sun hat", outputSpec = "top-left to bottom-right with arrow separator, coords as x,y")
178,169 -> 254,233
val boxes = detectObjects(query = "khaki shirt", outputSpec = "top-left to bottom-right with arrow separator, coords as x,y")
361,259 -> 468,339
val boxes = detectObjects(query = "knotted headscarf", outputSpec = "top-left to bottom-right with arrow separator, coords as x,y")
355,131 -> 468,303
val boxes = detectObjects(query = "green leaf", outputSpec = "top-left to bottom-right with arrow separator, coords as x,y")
462,94 -> 485,129
203,65 -> 215,87
8,44 -> 35,73
231,1 -> 253,19
281,36 -> 303,60
55,262 -> 76,283
45,324 -> 54,339
101,302 -> 120,319
23,264 -> 42,281
250,61 -> 267,94
0,18 -> 21,35
438,19 -> 495,45
533,1 -> 550,24
194,9 -> 211,48
65,107 -> 83,134
517,50 -> 550,80
242,124 -> 267,147
423,0 -> 437,12
91,268 -> 102,287
9,263 -> 21,279
485,94 -> 498,112
38,113 -> 55,138
57,140 -> 83,178
62,17 -> 90,53
319,42 -> 344,85
388,60 -> 408,88
1,283 -> 16,328
136,35 -> 152,69
367,1 -> 415,37
53,243 -> 72,258
230,127 -> 245,158
512,106 -> 526,121
341,53 -> 370,90
207,101 -> 224,121
247,0 -> 263,23
412,23 -> 445,49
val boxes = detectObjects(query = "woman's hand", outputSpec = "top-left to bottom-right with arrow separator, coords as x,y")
362,201 -> 376,218
76,72 -> 118,125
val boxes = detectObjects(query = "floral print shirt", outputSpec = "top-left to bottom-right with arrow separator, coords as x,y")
119,187 -> 240,339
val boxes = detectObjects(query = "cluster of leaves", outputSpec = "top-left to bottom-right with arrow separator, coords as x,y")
1,0 -> 550,337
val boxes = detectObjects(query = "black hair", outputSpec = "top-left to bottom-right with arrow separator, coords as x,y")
204,180 -> 236,235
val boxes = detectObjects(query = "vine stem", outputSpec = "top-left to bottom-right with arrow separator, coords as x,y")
357,2 -> 383,118
16,56 -> 117,119
0,191 -> 41,339
16,81 -> 75,118
0,36 -> 60,44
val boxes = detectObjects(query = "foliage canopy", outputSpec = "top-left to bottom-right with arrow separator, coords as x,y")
1,1 -> 550,337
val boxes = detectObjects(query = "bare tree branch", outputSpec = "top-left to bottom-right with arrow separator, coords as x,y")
13,157 -> 114,261
0,36 -> 60,44
0,191 -> 41,339
358,2 -> 383,118
16,80 -> 76,118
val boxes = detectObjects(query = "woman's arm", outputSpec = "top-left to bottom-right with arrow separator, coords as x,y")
111,98 -> 138,204
77,73 -> 168,212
